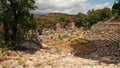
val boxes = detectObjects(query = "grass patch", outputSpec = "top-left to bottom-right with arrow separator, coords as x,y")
70,38 -> 89,45
70,38 -> 96,54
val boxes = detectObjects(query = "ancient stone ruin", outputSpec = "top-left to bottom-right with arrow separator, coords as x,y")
39,22 -> 81,45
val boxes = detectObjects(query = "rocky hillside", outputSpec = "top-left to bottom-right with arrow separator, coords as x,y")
0,19 -> 120,68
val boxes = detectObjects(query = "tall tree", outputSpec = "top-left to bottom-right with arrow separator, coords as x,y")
101,7 -> 112,19
75,12 -> 88,29
87,9 -> 102,26
0,0 -> 38,48
112,0 -> 120,16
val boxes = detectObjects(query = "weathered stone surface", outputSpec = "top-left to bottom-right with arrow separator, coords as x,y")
14,65 -> 23,68
24,60 -> 35,67
43,66 -> 52,68
1,60 -> 19,68
0,48 -> 119,68
0,64 -> 3,68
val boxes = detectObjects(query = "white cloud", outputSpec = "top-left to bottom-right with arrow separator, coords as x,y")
33,0 -> 87,14
84,2 -> 112,14
32,0 -> 112,15
95,2 -> 110,9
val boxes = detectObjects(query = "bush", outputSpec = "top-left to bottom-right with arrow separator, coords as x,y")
87,9 -> 102,26
100,7 -> 112,20
75,12 -> 89,29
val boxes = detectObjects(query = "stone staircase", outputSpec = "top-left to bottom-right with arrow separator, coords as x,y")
81,21 -> 120,58
92,35 -> 120,56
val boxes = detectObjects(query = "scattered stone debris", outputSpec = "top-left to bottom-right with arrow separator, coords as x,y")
0,20 -> 120,68
0,47 -> 119,68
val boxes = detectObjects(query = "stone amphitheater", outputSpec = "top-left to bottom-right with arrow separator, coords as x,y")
74,20 -> 120,64
82,20 -> 120,54
0,20 -> 120,68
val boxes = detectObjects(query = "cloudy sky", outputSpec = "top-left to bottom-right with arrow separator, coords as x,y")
32,0 -> 115,15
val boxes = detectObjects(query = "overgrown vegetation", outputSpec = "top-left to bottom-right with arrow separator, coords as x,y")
36,7 -> 113,31
35,13 -> 74,31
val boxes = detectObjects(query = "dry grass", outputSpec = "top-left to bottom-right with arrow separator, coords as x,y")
42,30 -> 96,54
53,42 -> 73,53
51,38 -> 96,54
69,38 -> 96,54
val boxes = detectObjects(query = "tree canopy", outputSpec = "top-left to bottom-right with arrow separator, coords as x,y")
112,0 -> 120,17
0,0 -> 37,49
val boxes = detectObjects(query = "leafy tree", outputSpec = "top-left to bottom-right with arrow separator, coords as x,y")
112,0 -> 120,17
75,12 -> 89,29
87,9 -> 102,26
0,0 -> 37,49
63,16 -> 73,28
101,7 -> 112,20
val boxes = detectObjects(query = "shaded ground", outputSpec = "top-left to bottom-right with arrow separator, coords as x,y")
70,39 -> 120,64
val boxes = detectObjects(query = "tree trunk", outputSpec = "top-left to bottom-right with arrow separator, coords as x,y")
3,21 -> 9,44
10,0 -> 18,46
11,25 -> 17,41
